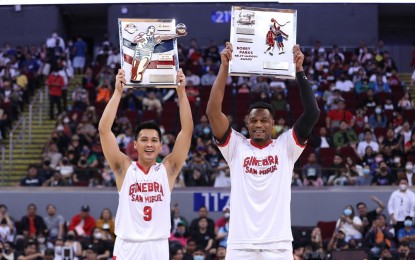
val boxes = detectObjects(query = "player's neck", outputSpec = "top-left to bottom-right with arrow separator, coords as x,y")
250,139 -> 272,149
136,160 -> 156,173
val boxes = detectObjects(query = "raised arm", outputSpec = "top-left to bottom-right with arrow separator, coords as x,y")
371,196 -> 385,214
206,42 -> 232,141
164,69 -> 193,191
98,69 -> 131,191
292,44 -> 321,144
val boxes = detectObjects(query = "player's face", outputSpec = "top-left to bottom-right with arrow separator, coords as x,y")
247,108 -> 274,145
135,129 -> 162,163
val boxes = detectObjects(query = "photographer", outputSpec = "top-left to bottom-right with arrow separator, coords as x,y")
327,228 -> 349,252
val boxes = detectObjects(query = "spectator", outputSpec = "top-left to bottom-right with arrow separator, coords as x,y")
63,231 -> 83,260
107,47 -> 120,72
183,239 -> 197,260
388,178 -> 415,236
190,217 -> 214,252
72,37 -> 87,75
185,69 -> 200,86
55,157 -> 74,185
43,204 -> 64,241
335,205 -> 363,242
43,143 -> 62,169
365,214 -> 394,257
20,165 -> 43,187
95,208 -> 115,240
356,196 -> 385,235
88,229 -> 111,260
184,151 -> 213,186
332,120 -> 358,148
169,221 -> 190,247
302,152 -> 323,187
397,216 -> 415,247
327,228 -> 349,252
142,91 -> 162,117
84,244 -> 99,260
357,129 -> 379,157
355,76 -> 374,94
68,205 -> 96,238
398,162 -> 415,187
15,240 -> 43,260
189,207 -> 215,236
372,161 -> 395,186
46,68 -> 64,120
359,88 -> 379,110
397,92 -> 414,111
334,73 -> 354,92
19,204 -> 47,239
373,74 -> 391,93
3,241 -> 16,260
356,165 -> 374,186
326,100 -> 355,129
368,106 -> 388,129
0,205 -> 14,243
95,78 -> 112,104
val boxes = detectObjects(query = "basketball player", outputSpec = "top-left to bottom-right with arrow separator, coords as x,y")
206,43 -> 320,259
131,25 -> 186,82
99,68 -> 193,259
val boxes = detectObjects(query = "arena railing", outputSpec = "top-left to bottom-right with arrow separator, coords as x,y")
8,116 -> 26,177
28,90 -> 44,144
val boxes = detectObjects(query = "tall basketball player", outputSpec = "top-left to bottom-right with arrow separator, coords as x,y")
99,69 -> 193,259
206,43 -> 320,259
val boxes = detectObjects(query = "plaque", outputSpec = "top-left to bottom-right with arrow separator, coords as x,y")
118,18 -> 187,88
229,6 -> 297,79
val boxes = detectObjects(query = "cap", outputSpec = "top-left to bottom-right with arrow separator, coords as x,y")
86,244 -> 97,253
81,205 -> 90,212
338,228 -> 345,234
177,220 -> 185,226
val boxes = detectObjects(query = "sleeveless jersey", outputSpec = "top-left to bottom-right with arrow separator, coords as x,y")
217,128 -> 305,249
114,162 -> 171,241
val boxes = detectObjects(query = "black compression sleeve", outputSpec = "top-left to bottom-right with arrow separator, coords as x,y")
293,71 -> 320,142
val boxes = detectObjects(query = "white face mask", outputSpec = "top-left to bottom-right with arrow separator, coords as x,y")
224,213 -> 230,219
400,184 -> 407,191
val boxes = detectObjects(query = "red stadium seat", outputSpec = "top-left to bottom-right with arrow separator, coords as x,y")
317,220 -> 337,242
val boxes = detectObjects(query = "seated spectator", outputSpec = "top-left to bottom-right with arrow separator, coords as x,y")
189,207 -> 215,236
373,74 -> 391,93
372,161 -> 395,186
185,69 -> 200,86
302,153 -> 324,187
68,205 -> 96,238
19,204 -> 47,239
355,76 -> 374,94
43,143 -> 62,169
398,162 -> 415,187
88,229 -> 111,260
326,100 -> 355,130
0,204 -> 14,243
397,216 -> 415,248
357,129 -> 379,157
310,127 -> 333,151
0,99 -> 8,140
142,90 -> 162,117
169,221 -> 190,247
365,214 -> 394,257
327,228 -> 349,252
355,165 -> 374,186
334,73 -> 354,92
185,80 -> 200,107
116,127 -> 134,151
184,151 -> 213,186
325,89 -> 345,111
15,240 -> 43,260
43,204 -> 64,242
368,106 -> 388,129
190,217 -> 214,252
335,205 -> 363,242
55,157 -> 74,184
327,167 -> 353,186
397,92 -> 414,111
200,68 -> 217,86
332,120 -> 358,148
359,88 -> 379,110
42,171 -> 67,187
95,208 -> 115,240
20,165 -> 43,187
63,231 -> 83,259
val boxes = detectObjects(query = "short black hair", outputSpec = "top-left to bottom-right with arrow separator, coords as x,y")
134,120 -> 162,141
356,202 -> 366,209
248,102 -> 274,118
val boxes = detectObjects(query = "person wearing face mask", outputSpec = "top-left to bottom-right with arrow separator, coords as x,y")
215,207 -> 230,234
387,178 -> 415,238
397,216 -> 415,247
398,162 -> 415,187
63,231 -> 82,260
88,229 -> 111,260
192,247 -> 206,260
335,205 -> 363,243
356,165 -> 374,186
369,106 -> 388,129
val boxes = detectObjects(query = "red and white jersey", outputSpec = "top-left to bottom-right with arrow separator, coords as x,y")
115,162 -> 171,241
217,128 -> 305,250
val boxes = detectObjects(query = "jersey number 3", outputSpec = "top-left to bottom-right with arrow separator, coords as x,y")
143,206 -> 152,221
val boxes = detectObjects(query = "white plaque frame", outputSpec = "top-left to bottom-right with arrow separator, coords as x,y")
118,18 -> 183,88
229,6 -> 297,79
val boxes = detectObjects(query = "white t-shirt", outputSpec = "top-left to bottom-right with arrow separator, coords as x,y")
217,128 -> 305,250
115,162 -> 171,241
336,216 -> 362,237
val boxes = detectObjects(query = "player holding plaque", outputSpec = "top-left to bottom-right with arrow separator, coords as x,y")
119,19 -> 187,88
230,6 -> 297,79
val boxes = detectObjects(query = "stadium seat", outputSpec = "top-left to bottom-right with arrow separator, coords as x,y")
316,220 -> 337,242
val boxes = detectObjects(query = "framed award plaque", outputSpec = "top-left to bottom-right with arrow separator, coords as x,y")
229,6 -> 297,79
118,18 -> 187,88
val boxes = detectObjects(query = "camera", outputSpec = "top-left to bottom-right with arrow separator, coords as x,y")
62,247 -> 73,260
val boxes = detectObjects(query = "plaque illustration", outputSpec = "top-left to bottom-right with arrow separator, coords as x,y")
264,18 -> 289,56
119,19 -> 187,88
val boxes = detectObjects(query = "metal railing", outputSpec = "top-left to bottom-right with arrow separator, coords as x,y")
28,90 -> 44,144
9,116 -> 26,177
0,144 -> 4,184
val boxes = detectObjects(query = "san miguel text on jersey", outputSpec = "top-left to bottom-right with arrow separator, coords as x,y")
129,181 -> 165,203
243,154 -> 279,175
